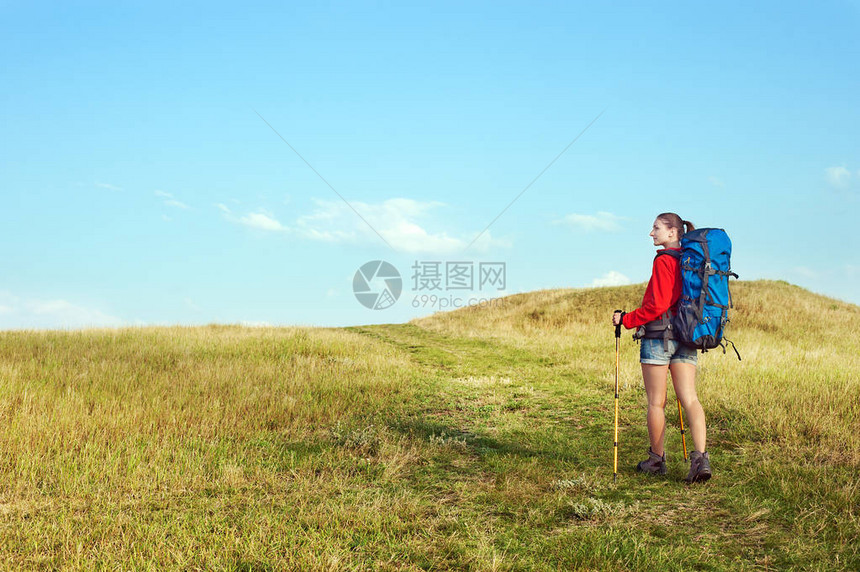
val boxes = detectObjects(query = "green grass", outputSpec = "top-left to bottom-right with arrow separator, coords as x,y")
0,281 -> 857,570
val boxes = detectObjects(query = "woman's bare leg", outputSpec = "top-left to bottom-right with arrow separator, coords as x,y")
669,362 -> 706,452
641,364 -> 669,456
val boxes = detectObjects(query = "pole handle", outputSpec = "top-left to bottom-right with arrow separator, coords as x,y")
614,309 -> 623,338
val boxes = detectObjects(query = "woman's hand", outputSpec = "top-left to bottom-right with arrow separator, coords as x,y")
612,310 -> 624,327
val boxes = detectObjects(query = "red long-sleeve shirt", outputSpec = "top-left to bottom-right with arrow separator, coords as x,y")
622,248 -> 682,330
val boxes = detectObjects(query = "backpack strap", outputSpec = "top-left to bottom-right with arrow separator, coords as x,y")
656,249 -> 682,261
698,262 -> 712,322
717,337 -> 742,360
655,250 -> 682,351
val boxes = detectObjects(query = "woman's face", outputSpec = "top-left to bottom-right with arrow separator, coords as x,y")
649,218 -> 677,246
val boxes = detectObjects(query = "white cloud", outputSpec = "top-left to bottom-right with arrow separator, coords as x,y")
295,198 -> 506,254
825,166 -> 852,188
217,197 -> 509,253
218,205 -> 288,232
590,271 -> 632,287
556,211 -> 624,232
462,230 -> 511,252
95,182 -> 122,191
0,291 -> 123,330
155,190 -> 190,209
238,211 -> 288,232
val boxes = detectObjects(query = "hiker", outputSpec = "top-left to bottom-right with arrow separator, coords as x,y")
612,213 -> 712,483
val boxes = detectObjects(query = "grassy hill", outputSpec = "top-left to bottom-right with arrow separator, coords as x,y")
0,280 -> 857,570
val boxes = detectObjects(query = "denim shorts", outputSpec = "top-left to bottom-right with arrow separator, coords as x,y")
639,338 -> 698,366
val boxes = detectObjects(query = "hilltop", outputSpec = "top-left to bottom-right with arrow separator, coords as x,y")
413,279 -> 858,342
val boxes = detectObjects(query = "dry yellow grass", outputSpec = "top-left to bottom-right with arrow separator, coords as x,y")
0,281 -> 856,569
0,325 -> 422,569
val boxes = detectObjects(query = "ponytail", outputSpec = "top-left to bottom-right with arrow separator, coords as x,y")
656,212 -> 693,239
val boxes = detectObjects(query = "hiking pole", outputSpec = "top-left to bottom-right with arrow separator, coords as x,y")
613,310 -> 622,483
677,399 -> 688,461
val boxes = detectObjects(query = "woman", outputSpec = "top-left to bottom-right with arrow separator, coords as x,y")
612,213 -> 711,483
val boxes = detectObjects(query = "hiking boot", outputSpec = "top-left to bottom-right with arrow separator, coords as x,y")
636,448 -> 667,475
685,451 -> 712,483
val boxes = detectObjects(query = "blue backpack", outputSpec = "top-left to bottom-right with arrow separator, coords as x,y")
672,228 -> 741,359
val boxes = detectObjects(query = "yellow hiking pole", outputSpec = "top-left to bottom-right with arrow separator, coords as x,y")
613,310 -> 622,482
677,398 -> 688,461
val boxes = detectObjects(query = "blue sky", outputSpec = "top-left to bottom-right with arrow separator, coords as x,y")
2,1 -> 858,330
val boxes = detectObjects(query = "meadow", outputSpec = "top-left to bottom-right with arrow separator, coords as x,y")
0,280 -> 857,570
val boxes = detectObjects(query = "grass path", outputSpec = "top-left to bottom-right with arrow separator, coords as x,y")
345,322 -> 857,571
